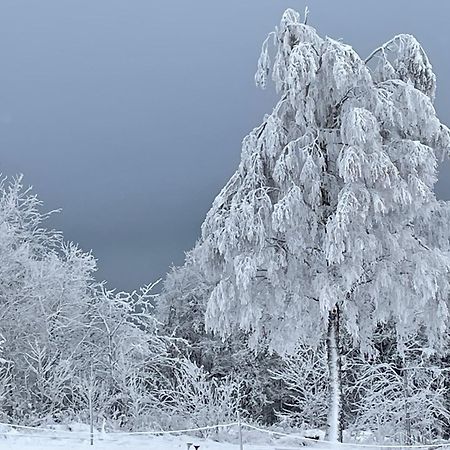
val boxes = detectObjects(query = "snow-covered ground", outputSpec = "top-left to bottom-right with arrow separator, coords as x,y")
0,424 -> 331,450
1,432 -> 320,450
2,433 -> 234,450
6,423 -> 420,450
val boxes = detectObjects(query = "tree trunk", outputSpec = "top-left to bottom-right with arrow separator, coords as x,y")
326,306 -> 343,443
402,365 -> 412,444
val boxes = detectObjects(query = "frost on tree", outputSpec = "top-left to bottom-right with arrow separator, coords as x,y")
191,8 -> 450,442
0,177 -> 176,426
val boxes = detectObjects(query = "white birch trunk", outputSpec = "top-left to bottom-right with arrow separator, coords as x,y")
326,306 -> 343,443
402,366 -> 412,444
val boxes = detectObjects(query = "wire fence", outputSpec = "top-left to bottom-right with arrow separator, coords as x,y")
1,420 -> 450,449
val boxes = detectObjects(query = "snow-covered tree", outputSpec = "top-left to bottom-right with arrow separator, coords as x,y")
81,283 -> 178,429
271,329 -> 450,442
0,177 -> 177,428
160,359 -> 241,436
191,9 -> 450,441
157,256 -> 289,424
157,256 -> 213,366
348,328 -> 450,443
270,343 -> 328,430
0,177 -> 97,421
0,334 -> 11,421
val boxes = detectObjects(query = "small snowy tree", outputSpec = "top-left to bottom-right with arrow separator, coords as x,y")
270,343 -> 328,430
83,283 -> 178,429
157,256 -> 291,424
0,334 -> 12,421
0,177 -> 97,421
191,9 -> 450,441
348,328 -> 450,443
160,359 -> 241,435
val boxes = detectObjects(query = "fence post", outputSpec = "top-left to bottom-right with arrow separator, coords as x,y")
88,364 -> 94,446
88,387 -> 94,445
237,411 -> 243,450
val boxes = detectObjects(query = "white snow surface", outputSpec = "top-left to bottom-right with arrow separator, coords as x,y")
0,424 -> 332,450
0,432 -> 331,450
2,433 -> 233,450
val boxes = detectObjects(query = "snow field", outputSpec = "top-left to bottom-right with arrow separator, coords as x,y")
0,423 -> 322,450
2,433 -> 239,450
0,431 -> 321,450
3,423 -> 450,450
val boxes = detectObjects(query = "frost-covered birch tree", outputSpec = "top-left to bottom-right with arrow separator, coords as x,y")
191,9 -> 450,441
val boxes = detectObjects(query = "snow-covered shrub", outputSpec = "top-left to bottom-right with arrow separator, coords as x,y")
157,259 -> 292,425
160,359 -> 241,436
0,335 -> 12,421
270,344 -> 328,430
22,340 -> 76,420
0,178 -> 178,428
348,331 -> 450,443
76,284 -> 178,430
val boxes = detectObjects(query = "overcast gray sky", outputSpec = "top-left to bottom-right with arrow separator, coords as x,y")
1,1 -> 450,292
